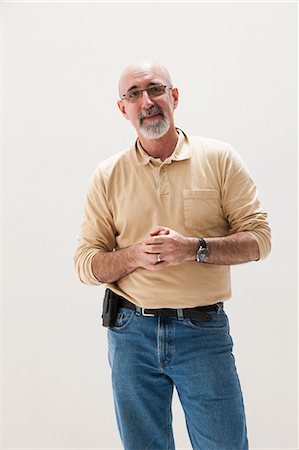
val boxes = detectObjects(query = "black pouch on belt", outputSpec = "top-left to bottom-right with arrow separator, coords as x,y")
101,288 -> 119,328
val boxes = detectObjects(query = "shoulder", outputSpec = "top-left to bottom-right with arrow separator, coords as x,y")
93,145 -> 136,181
188,134 -> 244,164
189,135 -> 232,155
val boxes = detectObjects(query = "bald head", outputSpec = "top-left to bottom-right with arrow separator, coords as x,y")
118,61 -> 173,97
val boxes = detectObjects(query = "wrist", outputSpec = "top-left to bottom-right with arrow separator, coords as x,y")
126,243 -> 142,270
186,237 -> 200,261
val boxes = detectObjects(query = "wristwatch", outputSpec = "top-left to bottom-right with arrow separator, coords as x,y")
196,237 -> 209,263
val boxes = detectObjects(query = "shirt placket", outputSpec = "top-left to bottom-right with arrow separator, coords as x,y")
154,163 -> 170,197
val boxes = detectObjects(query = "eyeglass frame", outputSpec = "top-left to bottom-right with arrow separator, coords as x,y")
120,84 -> 173,102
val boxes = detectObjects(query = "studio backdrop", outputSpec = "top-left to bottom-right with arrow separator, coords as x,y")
3,1 -> 298,449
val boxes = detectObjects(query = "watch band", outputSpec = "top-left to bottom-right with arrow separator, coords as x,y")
198,237 -> 207,249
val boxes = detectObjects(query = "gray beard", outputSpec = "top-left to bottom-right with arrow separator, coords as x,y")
139,116 -> 170,140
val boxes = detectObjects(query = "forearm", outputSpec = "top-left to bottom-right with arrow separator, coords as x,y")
91,245 -> 140,283
91,230 -> 260,283
187,232 -> 260,265
144,227 -> 260,268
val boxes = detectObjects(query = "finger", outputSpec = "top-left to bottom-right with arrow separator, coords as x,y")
151,229 -> 170,236
148,226 -> 165,236
144,244 -> 166,254
148,226 -> 170,236
144,235 -> 168,245
144,255 -> 163,267
150,260 -> 169,270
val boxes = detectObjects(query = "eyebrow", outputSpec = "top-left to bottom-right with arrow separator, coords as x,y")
126,81 -> 163,93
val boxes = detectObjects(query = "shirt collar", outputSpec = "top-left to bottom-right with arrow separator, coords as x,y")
135,128 -> 191,166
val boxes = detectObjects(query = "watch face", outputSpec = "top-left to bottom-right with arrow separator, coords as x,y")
196,245 -> 209,263
198,252 -> 208,262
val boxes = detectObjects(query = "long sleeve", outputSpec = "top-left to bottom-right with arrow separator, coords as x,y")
220,145 -> 271,260
74,166 -> 117,285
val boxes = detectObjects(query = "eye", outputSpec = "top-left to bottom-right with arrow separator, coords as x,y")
148,85 -> 165,96
128,89 -> 140,99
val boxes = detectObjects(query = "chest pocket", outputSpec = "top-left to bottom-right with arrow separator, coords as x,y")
183,189 -> 220,232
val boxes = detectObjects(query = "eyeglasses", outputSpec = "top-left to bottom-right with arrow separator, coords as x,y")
121,84 -> 172,103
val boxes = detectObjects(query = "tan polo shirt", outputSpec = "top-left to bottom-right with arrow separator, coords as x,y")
74,129 -> 271,308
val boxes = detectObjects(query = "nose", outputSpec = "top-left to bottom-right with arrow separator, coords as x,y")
140,89 -> 155,108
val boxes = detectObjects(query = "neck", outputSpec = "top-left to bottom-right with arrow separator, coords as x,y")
138,126 -> 179,161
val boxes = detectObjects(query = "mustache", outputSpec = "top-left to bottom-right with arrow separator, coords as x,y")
138,105 -> 165,123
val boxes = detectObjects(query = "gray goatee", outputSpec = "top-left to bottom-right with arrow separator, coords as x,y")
138,106 -> 170,140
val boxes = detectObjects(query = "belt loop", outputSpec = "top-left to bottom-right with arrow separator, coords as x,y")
217,302 -> 223,314
135,306 -> 141,316
176,308 -> 184,321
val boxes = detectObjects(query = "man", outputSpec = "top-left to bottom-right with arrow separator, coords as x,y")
74,61 -> 271,450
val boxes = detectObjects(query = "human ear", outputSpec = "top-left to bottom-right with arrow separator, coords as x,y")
171,88 -> 179,109
117,100 -> 129,120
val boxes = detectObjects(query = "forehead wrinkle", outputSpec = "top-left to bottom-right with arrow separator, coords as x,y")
120,73 -> 165,96
126,80 -> 165,93
118,62 -> 173,97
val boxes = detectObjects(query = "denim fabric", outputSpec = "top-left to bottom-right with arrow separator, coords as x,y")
108,305 -> 248,450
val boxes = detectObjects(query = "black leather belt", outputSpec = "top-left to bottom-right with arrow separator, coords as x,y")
118,296 -> 223,322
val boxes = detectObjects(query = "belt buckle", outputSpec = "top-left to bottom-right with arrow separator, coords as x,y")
141,308 -> 155,317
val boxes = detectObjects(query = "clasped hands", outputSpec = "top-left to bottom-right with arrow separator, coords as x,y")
136,226 -> 197,271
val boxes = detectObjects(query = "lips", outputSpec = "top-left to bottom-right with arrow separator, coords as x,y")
142,114 -> 161,120
139,106 -> 164,123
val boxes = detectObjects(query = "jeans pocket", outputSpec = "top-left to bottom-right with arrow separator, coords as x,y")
185,310 -> 229,333
109,307 -> 136,332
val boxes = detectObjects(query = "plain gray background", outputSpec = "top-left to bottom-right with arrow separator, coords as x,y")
2,1 -> 298,449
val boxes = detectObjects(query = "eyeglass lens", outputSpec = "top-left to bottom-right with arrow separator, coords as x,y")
124,85 -> 167,102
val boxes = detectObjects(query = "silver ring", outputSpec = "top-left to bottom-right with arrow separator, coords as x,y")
157,253 -> 161,263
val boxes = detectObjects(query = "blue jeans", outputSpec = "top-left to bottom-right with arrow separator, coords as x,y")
108,304 -> 248,450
